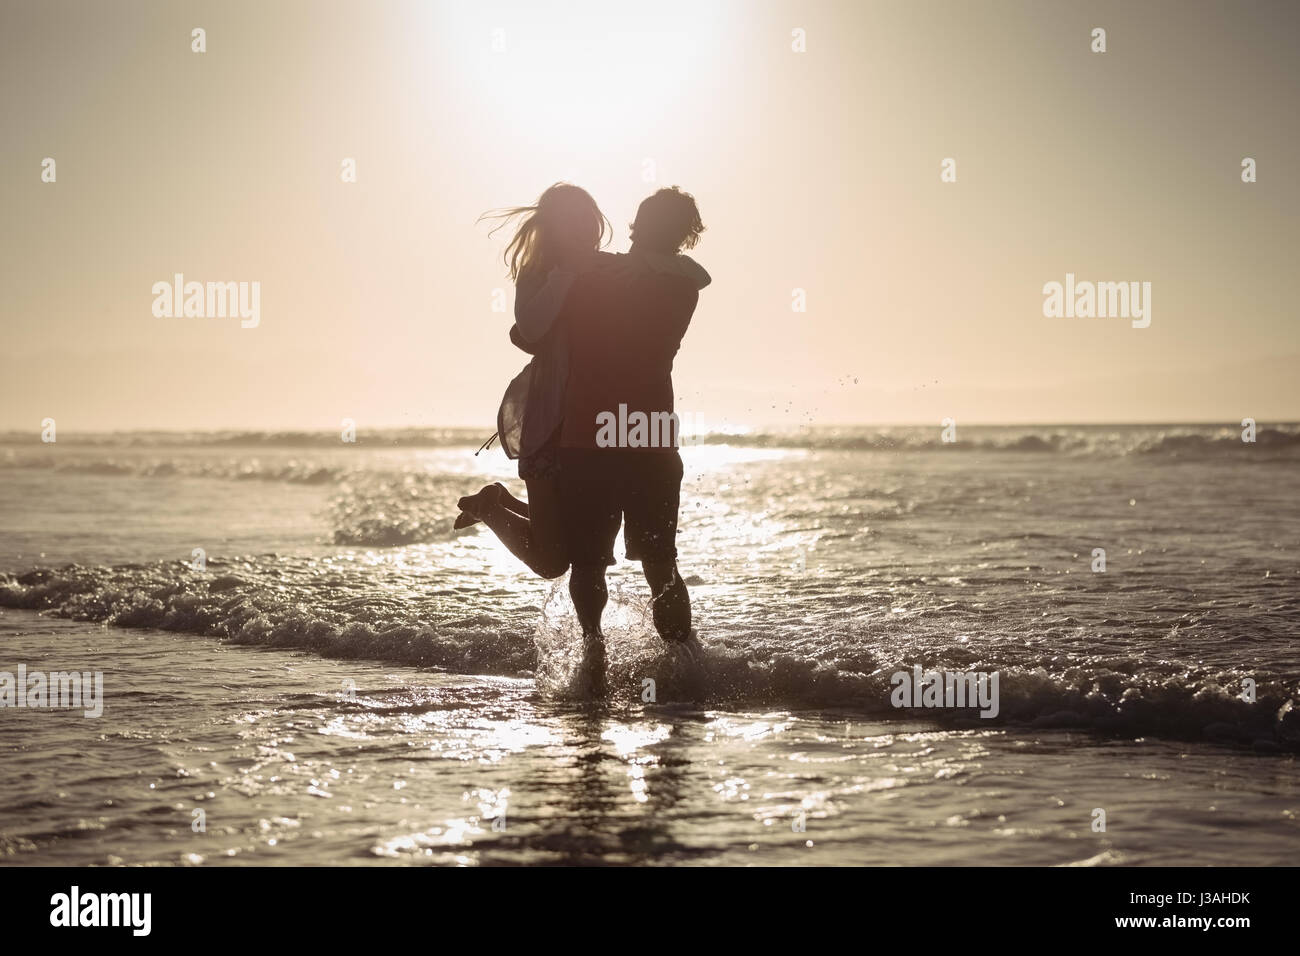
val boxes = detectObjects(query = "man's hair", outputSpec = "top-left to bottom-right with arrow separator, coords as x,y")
630,186 -> 705,253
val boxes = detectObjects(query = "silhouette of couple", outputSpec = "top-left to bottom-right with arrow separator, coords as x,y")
457,184 -> 710,680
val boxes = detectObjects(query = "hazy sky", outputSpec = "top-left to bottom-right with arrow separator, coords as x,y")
2,0 -> 1297,431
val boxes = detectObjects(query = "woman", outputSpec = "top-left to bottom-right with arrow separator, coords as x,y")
455,183 -> 608,578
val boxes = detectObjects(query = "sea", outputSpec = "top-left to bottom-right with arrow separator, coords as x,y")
1,423 -> 1297,865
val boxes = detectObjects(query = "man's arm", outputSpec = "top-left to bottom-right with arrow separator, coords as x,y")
642,252 -> 711,290
601,251 -> 711,290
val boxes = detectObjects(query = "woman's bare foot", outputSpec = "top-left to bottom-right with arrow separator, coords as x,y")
454,482 -> 531,530
454,483 -> 503,529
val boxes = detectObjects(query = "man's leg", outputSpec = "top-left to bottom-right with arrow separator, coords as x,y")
642,560 -> 691,644
622,450 -> 690,644
568,563 -> 608,637
568,562 -> 608,696
558,450 -> 619,637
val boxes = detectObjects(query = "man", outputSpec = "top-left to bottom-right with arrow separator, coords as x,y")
557,187 -> 706,662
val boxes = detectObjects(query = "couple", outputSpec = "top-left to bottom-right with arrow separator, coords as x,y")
456,183 -> 710,679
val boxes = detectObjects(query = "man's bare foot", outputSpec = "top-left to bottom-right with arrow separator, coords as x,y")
576,631 -> 608,698
679,629 -> 704,663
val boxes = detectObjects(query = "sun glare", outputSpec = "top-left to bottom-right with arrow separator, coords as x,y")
429,2 -> 731,163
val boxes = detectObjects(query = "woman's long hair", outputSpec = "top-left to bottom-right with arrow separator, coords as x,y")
480,183 -> 611,283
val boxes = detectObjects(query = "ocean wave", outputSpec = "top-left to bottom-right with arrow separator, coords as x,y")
0,428 -> 488,449
3,560 -> 1297,751
4,424 -> 1296,465
329,473 -> 474,546
0,449 -> 487,546
0,454 -> 343,483
685,425 -> 1300,459
0,562 -> 538,675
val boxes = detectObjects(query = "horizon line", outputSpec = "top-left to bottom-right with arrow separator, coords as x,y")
2,420 -> 1297,436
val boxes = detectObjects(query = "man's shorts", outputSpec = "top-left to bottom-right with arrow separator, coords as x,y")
558,448 -> 683,566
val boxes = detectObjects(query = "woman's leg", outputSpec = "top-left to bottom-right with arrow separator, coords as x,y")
494,484 -> 530,517
468,478 -> 569,579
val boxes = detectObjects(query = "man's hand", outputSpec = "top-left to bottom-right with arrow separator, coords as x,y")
595,252 -> 651,282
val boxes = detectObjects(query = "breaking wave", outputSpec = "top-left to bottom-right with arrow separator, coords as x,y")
3,560 -> 1297,751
